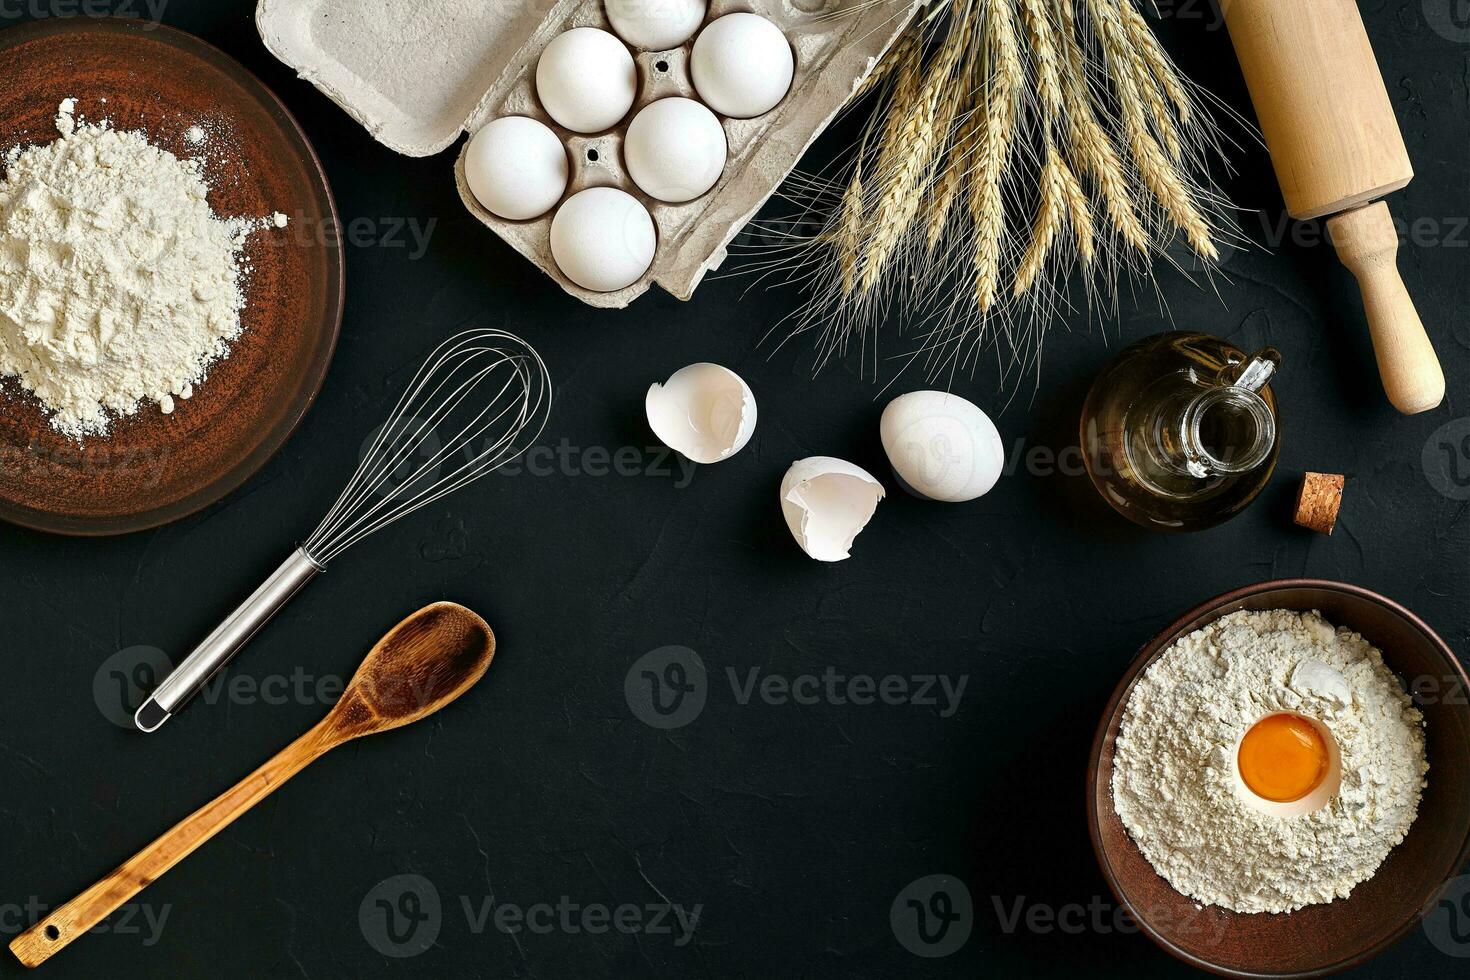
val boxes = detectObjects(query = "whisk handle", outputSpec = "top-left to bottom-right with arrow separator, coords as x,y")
133,548 -> 324,732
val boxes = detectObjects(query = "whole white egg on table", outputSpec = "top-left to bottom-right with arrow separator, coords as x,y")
880,390 -> 1006,502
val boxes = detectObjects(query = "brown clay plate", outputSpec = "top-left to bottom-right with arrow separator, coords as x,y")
0,18 -> 343,535
1088,580 -> 1470,977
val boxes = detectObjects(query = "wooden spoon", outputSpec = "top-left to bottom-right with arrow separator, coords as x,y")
9,601 -> 495,969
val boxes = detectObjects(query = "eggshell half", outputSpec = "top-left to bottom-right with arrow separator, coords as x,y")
780,457 -> 885,562
880,390 -> 1005,502
646,362 -> 757,464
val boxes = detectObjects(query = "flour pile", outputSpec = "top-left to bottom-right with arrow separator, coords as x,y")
1112,608 -> 1427,914
0,100 -> 283,438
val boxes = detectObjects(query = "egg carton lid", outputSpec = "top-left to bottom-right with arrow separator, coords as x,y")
255,0 -> 565,157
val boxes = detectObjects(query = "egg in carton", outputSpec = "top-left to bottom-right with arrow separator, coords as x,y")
257,0 -> 923,308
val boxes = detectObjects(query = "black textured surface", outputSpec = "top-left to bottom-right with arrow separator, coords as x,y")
1,2 -> 1467,978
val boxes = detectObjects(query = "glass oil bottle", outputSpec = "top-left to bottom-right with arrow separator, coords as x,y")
1080,331 -> 1282,531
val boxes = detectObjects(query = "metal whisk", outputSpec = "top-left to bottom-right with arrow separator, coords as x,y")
135,329 -> 551,732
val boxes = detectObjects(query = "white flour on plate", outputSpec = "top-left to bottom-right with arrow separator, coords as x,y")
0,99 -> 285,438
1112,608 -> 1427,914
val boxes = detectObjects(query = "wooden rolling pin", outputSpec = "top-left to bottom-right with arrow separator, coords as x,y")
1222,0 -> 1446,415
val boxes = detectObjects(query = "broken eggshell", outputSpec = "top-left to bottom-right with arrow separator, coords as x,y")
645,363 -> 757,464
880,390 -> 1004,502
780,457 -> 885,562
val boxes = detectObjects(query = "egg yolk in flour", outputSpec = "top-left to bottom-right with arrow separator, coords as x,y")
1237,713 -> 1330,802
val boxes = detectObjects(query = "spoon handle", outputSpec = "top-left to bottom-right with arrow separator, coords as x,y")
9,722 -> 336,968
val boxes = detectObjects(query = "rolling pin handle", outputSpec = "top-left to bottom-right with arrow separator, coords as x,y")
1327,202 -> 1446,415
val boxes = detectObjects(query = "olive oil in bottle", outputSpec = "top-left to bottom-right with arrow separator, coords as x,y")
1081,332 -> 1282,531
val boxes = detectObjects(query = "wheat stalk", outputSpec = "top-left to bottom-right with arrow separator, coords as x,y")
838,168 -> 865,294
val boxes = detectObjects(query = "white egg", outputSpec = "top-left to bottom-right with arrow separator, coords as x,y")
624,98 -> 727,203
646,362 -> 756,463
463,117 -> 568,221
606,0 -> 706,50
550,187 -> 657,292
536,28 -> 637,133
879,390 -> 1005,502
691,13 -> 794,119
780,457 -> 885,562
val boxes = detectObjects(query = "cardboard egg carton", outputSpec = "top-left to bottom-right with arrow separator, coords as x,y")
257,0 -> 923,307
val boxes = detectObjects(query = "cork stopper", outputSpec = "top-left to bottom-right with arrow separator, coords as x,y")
1294,472 -> 1345,534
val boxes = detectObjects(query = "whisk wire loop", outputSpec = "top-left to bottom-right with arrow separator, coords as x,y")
304,329 -> 551,565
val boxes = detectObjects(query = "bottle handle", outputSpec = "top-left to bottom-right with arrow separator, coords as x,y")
1222,347 -> 1281,394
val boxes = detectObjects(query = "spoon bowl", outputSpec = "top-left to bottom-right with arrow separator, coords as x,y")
326,601 -> 495,741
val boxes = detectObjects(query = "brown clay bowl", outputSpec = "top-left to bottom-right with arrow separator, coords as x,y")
0,18 -> 343,535
1088,579 -> 1470,977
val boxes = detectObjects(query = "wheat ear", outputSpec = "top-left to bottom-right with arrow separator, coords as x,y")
1014,146 -> 1068,295
1087,0 -> 1216,259
1118,0 -> 1192,123
971,0 -> 1022,311
860,0 -> 975,293
1055,0 -> 1147,254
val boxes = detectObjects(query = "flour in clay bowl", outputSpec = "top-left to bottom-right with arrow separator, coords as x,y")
0,98 -> 288,439
1111,608 -> 1428,914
